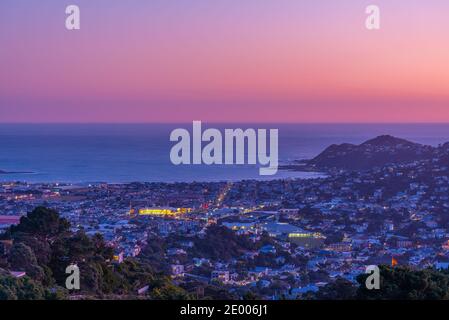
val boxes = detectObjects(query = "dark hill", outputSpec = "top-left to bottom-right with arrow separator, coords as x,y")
361,135 -> 417,147
306,135 -> 435,171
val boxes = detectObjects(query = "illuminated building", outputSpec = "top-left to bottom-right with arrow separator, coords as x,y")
279,208 -> 299,214
129,207 -> 192,216
211,270 -> 230,283
288,232 -> 325,249
138,208 -> 176,215
222,222 -> 256,231
261,222 -> 326,249
113,251 -> 124,264
171,264 -> 185,277
326,242 -> 352,252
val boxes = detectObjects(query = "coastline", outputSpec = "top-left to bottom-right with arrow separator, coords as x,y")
0,170 -> 327,185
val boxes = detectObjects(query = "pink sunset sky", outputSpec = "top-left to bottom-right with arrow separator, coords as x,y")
1,0 -> 449,123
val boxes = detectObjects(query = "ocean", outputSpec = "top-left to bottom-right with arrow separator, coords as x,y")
2,123 -> 449,183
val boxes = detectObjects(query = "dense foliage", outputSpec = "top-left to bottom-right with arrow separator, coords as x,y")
0,207 -> 189,300
309,265 -> 449,300
191,225 -> 256,261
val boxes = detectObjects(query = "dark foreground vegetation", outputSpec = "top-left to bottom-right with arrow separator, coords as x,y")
0,207 -> 189,299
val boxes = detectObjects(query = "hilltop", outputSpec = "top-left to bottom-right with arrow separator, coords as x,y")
286,135 -> 443,171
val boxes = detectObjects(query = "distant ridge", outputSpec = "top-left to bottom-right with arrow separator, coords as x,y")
0,169 -> 34,174
289,135 -> 443,171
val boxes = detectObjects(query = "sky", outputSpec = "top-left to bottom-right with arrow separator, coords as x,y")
1,0 -> 449,123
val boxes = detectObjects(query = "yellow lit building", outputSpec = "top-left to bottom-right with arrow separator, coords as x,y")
130,207 -> 192,216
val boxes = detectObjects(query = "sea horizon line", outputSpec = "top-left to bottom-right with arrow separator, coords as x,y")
3,122 -> 449,125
